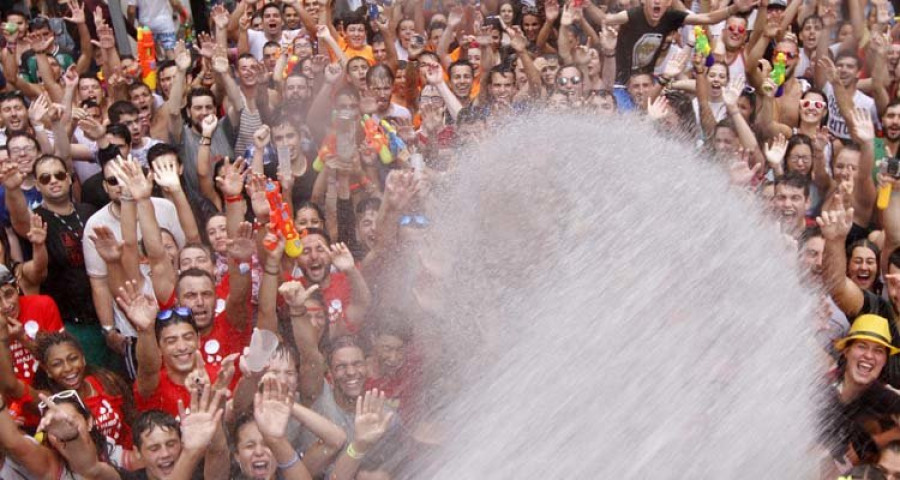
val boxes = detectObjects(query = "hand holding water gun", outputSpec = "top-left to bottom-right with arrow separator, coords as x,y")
313,135 -> 335,172
694,26 -> 711,59
771,52 -> 786,86
263,181 -> 304,258
380,119 -> 407,162
137,26 -> 158,90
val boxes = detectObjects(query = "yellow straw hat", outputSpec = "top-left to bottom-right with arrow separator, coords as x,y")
834,314 -> 900,355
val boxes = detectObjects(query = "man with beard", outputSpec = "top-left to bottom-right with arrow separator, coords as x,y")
366,65 -> 411,122
283,71 -> 313,119
583,0 -> 759,103
876,100 -> 900,160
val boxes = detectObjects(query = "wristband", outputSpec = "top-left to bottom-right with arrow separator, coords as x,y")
199,137 -> 212,146
277,450 -> 302,470
346,442 -> 366,460
225,194 -> 244,204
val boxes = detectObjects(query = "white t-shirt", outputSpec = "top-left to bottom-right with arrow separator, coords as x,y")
247,29 -> 303,60
824,82 -> 881,140
129,0 -> 176,35
83,197 -> 185,336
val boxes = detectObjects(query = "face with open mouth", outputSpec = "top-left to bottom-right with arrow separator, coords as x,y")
643,0 -> 672,24
845,339 -> 887,387
235,421 -> 276,480
45,342 -> 86,391
848,245 -> 878,291
706,63 -> 728,99
298,234 -> 332,284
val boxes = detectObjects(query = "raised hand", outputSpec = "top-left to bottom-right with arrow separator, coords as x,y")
572,45 -> 591,67
424,62 -> 445,85
447,6 -> 464,29
816,204 -> 855,241
764,134 -> 788,171
545,0 -> 560,22
353,389 -> 394,455
560,2 -> 574,26
722,76 -> 744,108
200,113 -> 218,138
818,56 -> 837,85
211,4 -> 230,30
175,40 -> 192,72
90,226 -> 123,265
37,394 -> 81,444
0,161 -> 25,190
178,385 -> 226,452
151,156 -> 183,192
600,26 -> 618,53
26,213 -> 47,246
91,24 -> 115,51
28,93 -> 50,126
115,279 -> 158,332
647,95 -> 670,121
226,221 -> 256,263
111,155 -> 153,201
253,377 -> 293,439
384,170 -> 420,210
254,125 -> 271,149
63,0 -> 86,24
215,157 -> 248,198
851,107 -> 875,142
728,148 -> 760,187
329,242 -> 355,272
663,49 -> 688,79
324,62 -> 343,84
278,281 -> 320,309
212,45 -> 230,74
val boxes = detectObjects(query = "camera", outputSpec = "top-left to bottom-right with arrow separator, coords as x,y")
887,157 -> 900,178
411,34 -> 425,49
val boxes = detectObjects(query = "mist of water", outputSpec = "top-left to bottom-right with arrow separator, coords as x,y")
403,113 -> 824,478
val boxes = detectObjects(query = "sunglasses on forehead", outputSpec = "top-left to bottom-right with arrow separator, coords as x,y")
38,171 -> 67,185
157,306 -> 193,322
38,389 -> 88,416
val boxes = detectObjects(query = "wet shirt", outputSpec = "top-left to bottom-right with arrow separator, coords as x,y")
134,363 -> 220,416
83,375 -> 132,449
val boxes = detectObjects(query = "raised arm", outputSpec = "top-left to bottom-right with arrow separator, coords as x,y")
116,280 -> 162,398
0,313 -> 28,399
254,378 -> 313,480
330,389 -> 394,480
257,231 -> 284,334
292,401 -> 346,476
196,114 -> 223,210
722,77 -> 764,167
0,161 -> 33,239
0,396 -> 58,477
223,222 -> 255,331
176,386 -> 226,480
685,0 -> 758,26
152,156 -> 201,244
278,280 -> 325,405
164,41 -> 193,143
211,45 -> 246,128
818,200 -> 865,317
21,213 -> 48,287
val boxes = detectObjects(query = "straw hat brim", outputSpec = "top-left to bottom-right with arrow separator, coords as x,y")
835,332 -> 900,355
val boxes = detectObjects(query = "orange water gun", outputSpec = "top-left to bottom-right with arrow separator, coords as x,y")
264,181 -> 304,257
137,27 -> 158,90
284,55 -> 300,79
362,115 -> 392,164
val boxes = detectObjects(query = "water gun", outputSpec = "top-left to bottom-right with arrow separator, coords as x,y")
694,26 -> 711,63
313,134 -> 335,172
4,22 -> 17,35
362,115 -> 392,164
771,52 -> 786,97
263,181 -> 304,257
284,55 -> 299,79
137,27 -> 158,90
380,119 -> 407,161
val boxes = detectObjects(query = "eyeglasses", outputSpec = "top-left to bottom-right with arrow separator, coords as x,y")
38,390 -> 88,416
104,176 -> 119,186
399,214 -> 430,228
38,171 -> 67,185
774,50 -> 797,60
787,154 -> 812,163
727,24 -> 746,34
8,146 -> 37,156
157,306 -> 193,322
557,76 -> 581,86
420,96 -> 444,106
801,99 -> 825,109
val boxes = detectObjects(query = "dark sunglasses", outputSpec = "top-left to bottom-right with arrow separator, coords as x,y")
104,176 -> 119,186
399,214 -> 430,228
557,76 -> 581,86
38,171 -> 67,185
157,306 -> 193,322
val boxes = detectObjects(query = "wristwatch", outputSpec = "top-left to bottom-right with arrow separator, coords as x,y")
101,325 -> 118,337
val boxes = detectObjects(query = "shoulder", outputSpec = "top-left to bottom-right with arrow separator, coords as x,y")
75,202 -> 98,218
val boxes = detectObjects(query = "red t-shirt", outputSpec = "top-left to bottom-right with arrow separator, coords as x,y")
134,363 -> 220,417
300,271 -> 355,332
84,375 -> 133,449
10,295 -> 63,384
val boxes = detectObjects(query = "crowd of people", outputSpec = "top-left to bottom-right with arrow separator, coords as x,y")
0,0 -> 900,477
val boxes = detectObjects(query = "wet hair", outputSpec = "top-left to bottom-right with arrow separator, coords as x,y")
298,226 -> 332,245
106,123 -> 132,145
6,131 -> 39,150
367,309 -> 412,344
107,100 -> 139,124
261,2 -> 282,17
0,91 -> 27,109
343,12 -> 367,28
295,201 -> 325,224
835,50 -> 862,70
366,63 -> 395,85
798,227 -> 823,250
156,59 -> 177,77
180,241 -> 215,262
186,87 -> 217,112
133,410 -> 181,449
323,335 -> 365,367
356,197 -> 381,217
448,59 -> 474,78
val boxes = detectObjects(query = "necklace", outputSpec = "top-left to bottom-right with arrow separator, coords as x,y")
46,205 -> 84,240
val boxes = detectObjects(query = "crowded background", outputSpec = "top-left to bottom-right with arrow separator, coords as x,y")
0,0 -> 896,478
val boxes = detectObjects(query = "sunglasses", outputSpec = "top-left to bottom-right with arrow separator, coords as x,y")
399,214 -> 430,228
727,24 -> 746,34
557,76 -> 582,86
157,306 -> 193,322
38,389 -> 88,416
801,99 -> 825,109
104,176 -> 119,186
774,50 -> 797,60
38,171 -> 67,185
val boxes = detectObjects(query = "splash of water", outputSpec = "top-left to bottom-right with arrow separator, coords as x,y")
406,113 -> 823,478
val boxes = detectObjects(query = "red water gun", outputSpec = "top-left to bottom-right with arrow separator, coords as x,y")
263,181 -> 304,258
137,27 -> 157,90
284,55 -> 300,79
